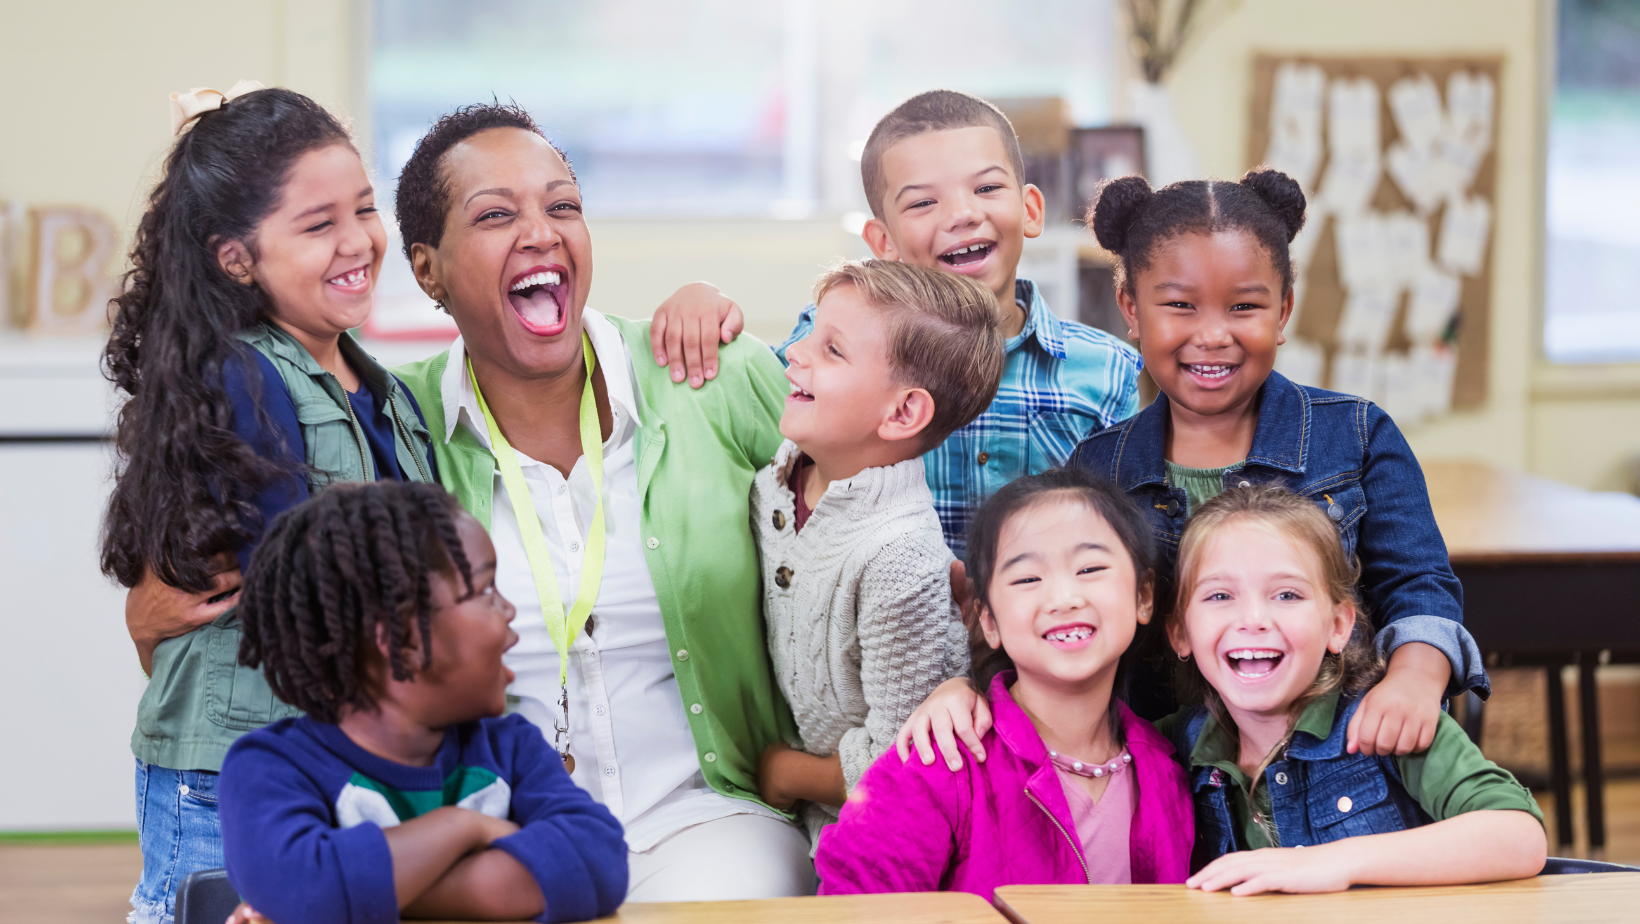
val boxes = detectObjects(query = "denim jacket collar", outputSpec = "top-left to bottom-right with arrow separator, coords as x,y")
1113,369 -> 1311,493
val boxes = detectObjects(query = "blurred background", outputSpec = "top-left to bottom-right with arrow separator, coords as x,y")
3,0 -> 1640,915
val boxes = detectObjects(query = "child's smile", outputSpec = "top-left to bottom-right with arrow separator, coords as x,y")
981,495 -> 1150,690
1119,231 -> 1290,423
1174,521 -> 1353,725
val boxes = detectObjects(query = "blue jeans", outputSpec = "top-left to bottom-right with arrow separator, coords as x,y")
130,760 -> 223,924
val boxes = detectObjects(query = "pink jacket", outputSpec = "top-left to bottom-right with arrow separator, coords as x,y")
814,672 -> 1193,897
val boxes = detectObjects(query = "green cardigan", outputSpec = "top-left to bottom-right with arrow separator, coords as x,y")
393,314 -> 798,814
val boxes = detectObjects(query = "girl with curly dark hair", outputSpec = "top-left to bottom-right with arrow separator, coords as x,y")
103,84 -> 435,924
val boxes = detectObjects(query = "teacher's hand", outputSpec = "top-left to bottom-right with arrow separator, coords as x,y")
127,553 -> 241,676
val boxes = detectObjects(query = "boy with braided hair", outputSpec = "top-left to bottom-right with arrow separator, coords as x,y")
219,482 -> 626,924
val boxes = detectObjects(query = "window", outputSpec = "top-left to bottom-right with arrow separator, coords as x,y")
370,0 -> 1117,218
1543,0 -> 1640,363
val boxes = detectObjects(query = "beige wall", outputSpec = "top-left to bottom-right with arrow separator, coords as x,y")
1163,0 -> 1640,491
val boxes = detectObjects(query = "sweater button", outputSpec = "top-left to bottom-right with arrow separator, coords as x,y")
675,649 -> 689,661
773,510 -> 786,530
647,536 -> 660,549
704,752 -> 717,763
977,451 -> 990,465
690,703 -> 703,714
775,566 -> 793,589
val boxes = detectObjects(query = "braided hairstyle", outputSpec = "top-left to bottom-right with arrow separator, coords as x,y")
1087,167 -> 1308,299
237,482 -> 475,723
102,88 -> 353,592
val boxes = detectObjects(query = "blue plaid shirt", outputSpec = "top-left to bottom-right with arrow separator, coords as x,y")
775,279 -> 1142,557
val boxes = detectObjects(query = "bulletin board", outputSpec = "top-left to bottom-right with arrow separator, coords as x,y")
1248,54 -> 1502,419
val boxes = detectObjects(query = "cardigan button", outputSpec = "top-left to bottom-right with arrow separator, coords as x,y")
690,703 -> 703,714
675,649 -> 689,661
647,536 -> 661,549
775,566 -> 793,589
704,752 -> 717,763
773,510 -> 787,530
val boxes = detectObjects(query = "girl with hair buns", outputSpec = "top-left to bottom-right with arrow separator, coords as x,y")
104,84 -> 436,924
897,169 -> 1483,788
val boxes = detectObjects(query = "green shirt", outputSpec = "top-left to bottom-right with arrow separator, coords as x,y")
393,314 -> 798,816
1164,460 -> 1244,516
1156,689 -> 1543,850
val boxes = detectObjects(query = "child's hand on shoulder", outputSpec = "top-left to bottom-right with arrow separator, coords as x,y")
648,282 -> 744,388
1187,845 -> 1354,895
1348,642 -> 1450,756
894,677 -> 991,771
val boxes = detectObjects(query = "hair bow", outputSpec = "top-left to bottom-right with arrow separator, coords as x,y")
169,80 -> 266,136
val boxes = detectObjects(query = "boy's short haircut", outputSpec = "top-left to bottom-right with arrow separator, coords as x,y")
860,89 -> 1027,219
813,259 -> 1005,450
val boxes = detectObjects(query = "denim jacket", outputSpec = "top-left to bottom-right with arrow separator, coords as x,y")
1169,695 -> 1432,870
1070,370 -> 1486,698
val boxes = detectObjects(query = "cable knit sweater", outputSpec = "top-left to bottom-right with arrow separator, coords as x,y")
752,440 -> 969,845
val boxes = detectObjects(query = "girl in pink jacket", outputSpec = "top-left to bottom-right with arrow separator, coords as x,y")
814,469 -> 1193,896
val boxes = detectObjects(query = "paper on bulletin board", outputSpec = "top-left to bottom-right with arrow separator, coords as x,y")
1249,54 -> 1502,416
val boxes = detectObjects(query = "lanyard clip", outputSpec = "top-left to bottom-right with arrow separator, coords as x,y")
554,683 -> 575,773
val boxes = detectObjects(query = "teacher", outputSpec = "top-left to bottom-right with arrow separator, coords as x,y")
389,103 -> 815,901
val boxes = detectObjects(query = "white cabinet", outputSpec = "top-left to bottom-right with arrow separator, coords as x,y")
0,333 -> 139,830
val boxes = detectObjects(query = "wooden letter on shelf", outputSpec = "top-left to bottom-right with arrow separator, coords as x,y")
26,206 -> 118,335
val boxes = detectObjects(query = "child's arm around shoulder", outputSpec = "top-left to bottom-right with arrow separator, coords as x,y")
479,714 -> 628,922
1345,400 -> 1486,755
816,734 -> 975,895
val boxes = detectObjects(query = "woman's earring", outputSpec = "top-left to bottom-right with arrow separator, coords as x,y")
1177,652 -> 1191,663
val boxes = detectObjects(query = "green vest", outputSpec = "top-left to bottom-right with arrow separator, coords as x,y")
392,314 -> 798,815
131,325 -> 433,772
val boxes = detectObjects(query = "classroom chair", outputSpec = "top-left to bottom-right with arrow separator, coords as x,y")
175,868 -> 241,924
1540,857 -> 1640,874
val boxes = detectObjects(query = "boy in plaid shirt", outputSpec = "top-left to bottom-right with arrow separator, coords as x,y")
649,90 -> 1140,556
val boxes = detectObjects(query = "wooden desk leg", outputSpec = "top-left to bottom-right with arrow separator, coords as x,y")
1577,656 -> 1606,857
1545,664 -> 1575,851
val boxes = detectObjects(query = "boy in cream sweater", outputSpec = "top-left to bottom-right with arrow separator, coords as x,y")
752,259 -> 1004,847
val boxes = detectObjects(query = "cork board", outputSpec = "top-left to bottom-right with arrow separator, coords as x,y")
1248,54 -> 1503,413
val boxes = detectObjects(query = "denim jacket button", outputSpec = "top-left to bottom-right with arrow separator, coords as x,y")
1274,771 -> 1288,785
1327,503 -> 1343,521
1165,498 -> 1181,517
1337,795 -> 1354,813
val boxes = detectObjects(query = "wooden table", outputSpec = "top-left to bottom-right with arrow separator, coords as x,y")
1425,460 -> 1640,853
421,891 -> 1004,924
994,875 -> 1640,924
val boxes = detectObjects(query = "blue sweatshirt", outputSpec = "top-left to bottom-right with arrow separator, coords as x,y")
219,714 -> 628,924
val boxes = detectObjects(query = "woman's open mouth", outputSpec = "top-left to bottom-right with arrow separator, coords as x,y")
507,267 -> 569,336
1226,648 -> 1284,680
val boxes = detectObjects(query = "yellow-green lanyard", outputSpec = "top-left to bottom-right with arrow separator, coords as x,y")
467,333 -> 606,768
